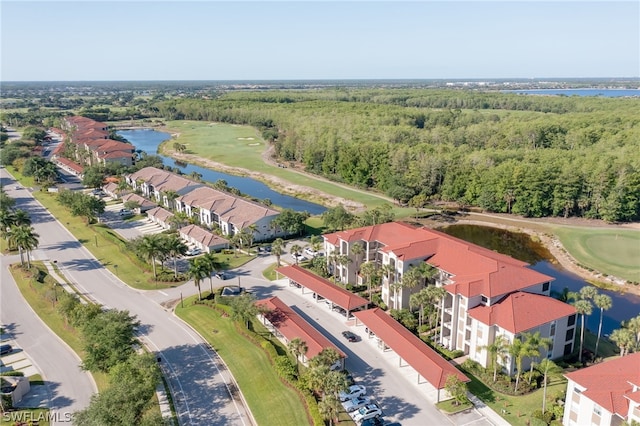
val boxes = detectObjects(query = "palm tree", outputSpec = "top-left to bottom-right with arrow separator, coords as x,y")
9,225 -> 39,268
573,299 -> 593,362
425,285 -> 446,330
290,244 -> 302,265
522,331 -> 552,384
593,293 -> 612,358
165,234 -> 187,278
335,255 -> 351,284
309,235 -> 323,254
272,238 -> 285,266
360,261 -> 378,302
482,335 -> 510,382
187,257 -> 209,300
228,293 -> 258,328
202,252 -> 221,295
350,242 -> 364,268
287,338 -> 308,373
12,209 -> 31,227
162,190 -> 179,210
410,290 -> 430,328
136,234 -> 164,280
624,315 -> 640,352
538,358 -> 562,414
610,328 -> 635,356
0,209 -> 16,244
509,337 -> 527,393
318,395 -> 341,426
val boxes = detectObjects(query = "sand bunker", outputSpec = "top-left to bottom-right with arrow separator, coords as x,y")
237,137 -> 255,140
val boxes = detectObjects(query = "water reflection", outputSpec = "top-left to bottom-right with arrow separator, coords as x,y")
118,129 -> 326,215
439,224 -> 640,335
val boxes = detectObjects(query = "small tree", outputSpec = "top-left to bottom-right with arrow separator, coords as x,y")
287,338 -> 308,373
444,374 -> 467,406
538,358 -> 562,414
272,238 -> 285,266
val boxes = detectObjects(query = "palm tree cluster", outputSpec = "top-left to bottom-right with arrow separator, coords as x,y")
187,253 -> 222,300
131,233 -> 191,281
568,286 -> 613,362
301,348 -> 348,426
0,188 -> 39,268
610,314 -> 640,356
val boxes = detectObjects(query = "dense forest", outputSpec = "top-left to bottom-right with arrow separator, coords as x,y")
152,89 -> 640,222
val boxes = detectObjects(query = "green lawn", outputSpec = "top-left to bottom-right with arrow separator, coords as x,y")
554,227 -> 640,283
160,120 -> 411,213
175,298 -> 310,426
9,262 -> 108,391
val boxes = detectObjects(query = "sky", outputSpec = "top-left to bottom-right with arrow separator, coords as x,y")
1,1 -> 638,81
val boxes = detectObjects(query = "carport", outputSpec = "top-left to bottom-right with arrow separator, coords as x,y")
256,296 -> 347,369
353,308 -> 469,402
276,265 -> 369,318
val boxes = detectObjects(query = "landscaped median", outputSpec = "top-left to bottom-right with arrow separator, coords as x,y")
175,294 -> 315,426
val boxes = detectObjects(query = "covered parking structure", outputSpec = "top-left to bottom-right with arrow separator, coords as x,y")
353,308 -> 469,402
256,296 -> 347,370
276,265 -> 369,318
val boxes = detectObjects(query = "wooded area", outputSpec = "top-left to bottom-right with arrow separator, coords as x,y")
152,89 -> 640,222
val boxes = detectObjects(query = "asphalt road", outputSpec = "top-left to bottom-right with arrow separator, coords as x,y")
0,169 -> 251,426
1,253 -> 96,425
151,251 -> 494,426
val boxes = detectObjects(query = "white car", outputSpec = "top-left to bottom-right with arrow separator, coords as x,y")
351,403 -> 382,423
342,396 -> 371,413
304,247 -> 317,256
338,384 -> 366,401
292,253 -> 308,262
185,248 -> 202,256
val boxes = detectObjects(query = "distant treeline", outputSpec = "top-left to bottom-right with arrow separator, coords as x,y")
153,90 -> 637,221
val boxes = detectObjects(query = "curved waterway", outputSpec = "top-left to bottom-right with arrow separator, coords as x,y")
117,129 -> 326,215
440,224 -> 640,336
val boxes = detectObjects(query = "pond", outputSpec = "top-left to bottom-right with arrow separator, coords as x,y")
439,224 -> 640,336
117,129 -> 327,215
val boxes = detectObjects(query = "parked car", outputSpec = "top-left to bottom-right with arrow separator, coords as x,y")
342,331 -> 360,342
342,396 -> 372,413
185,248 -> 202,256
292,253 -> 308,262
119,208 -> 133,217
351,404 -> 383,423
339,385 -> 366,401
360,416 -> 385,426
215,271 -> 228,280
304,247 -> 317,257
0,344 -> 13,355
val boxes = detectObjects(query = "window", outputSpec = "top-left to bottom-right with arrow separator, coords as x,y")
566,329 -> 574,342
593,406 -> 601,416
550,321 -> 556,336
564,343 -> 573,356
542,282 -> 550,292
481,296 -> 488,305
568,314 -> 576,327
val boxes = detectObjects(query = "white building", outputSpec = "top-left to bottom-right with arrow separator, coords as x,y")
563,352 -> 640,426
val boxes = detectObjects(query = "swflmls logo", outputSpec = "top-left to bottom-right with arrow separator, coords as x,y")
1,411 -> 72,422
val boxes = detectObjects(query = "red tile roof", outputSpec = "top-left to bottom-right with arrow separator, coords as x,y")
55,157 -> 84,174
146,206 -> 174,222
467,292 -> 576,334
354,308 -> 469,389
179,224 -> 229,248
276,265 -> 369,311
565,353 -> 640,417
325,222 -> 553,298
256,296 -> 346,360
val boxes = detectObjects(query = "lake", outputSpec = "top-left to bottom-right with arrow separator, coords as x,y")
117,129 -> 326,215
504,88 -> 639,97
440,224 -> 640,336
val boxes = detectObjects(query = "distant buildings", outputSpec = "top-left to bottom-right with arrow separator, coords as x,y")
323,222 -> 576,375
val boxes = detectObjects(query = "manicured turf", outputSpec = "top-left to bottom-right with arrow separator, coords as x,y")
175,298 -> 310,426
555,227 -> 640,283
10,263 -> 108,391
161,120 -> 407,212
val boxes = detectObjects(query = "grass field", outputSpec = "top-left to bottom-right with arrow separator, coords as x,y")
175,298 -> 310,426
554,227 -> 640,283
161,120 -> 410,213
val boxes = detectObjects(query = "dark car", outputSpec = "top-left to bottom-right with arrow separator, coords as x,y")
342,331 -> 359,342
0,344 -> 13,355
215,271 -> 228,280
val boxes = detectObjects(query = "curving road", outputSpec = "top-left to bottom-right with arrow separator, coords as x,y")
0,169 -> 251,425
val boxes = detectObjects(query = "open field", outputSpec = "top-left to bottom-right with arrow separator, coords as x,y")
160,120 -> 407,213
554,227 -> 640,283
